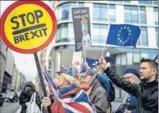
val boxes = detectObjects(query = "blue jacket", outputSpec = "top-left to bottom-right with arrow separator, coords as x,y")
59,84 -> 77,97
117,95 -> 136,113
97,74 -> 110,95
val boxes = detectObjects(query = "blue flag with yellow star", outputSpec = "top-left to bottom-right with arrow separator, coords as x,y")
106,24 -> 141,47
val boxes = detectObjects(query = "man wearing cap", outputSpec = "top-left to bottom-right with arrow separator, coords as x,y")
100,57 -> 158,113
81,69 -> 108,113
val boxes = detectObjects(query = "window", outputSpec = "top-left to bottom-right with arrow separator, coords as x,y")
123,0 -> 131,3
124,6 -> 138,24
111,0 -> 123,3
154,7 -> 158,25
109,4 -> 116,23
93,4 -> 107,22
116,55 -> 121,65
154,1 -> 158,5
92,24 -> 108,44
141,53 -> 148,59
124,6 -> 146,25
56,2 -> 84,21
93,4 -> 116,23
140,27 -> 148,46
139,7 -> 146,24
68,24 -> 74,43
156,28 -> 158,47
127,53 -> 133,65
138,1 -> 152,5
121,54 -> 126,65
148,50 -> 158,59
56,23 -> 74,43
56,24 -> 68,43
133,52 -> 140,63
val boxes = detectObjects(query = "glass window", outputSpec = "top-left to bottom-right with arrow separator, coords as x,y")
93,4 -> 116,23
141,53 -> 148,59
133,52 -> 140,63
61,24 -> 68,40
154,7 -> 158,25
93,4 -> 107,22
154,1 -> 158,5
125,6 -> 131,23
123,0 -> 131,3
60,3 -> 70,20
140,27 -> 148,46
138,1 -> 152,5
92,24 -> 108,44
56,28 -> 61,42
111,0 -> 123,3
146,1 -> 153,5
156,27 -> 158,47
116,55 -> 121,65
56,23 -> 76,43
139,7 -> 146,24
124,6 -> 138,24
57,2 -> 84,21
109,4 -> 116,23
127,53 -> 133,65
121,54 -> 126,65
93,4 -> 100,21
131,6 -> 138,24
136,38 -> 140,46
56,24 -> 68,43
68,24 -> 74,43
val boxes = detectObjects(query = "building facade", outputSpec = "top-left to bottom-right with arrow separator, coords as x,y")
11,64 -> 17,90
0,39 -> 7,92
2,49 -> 15,92
19,73 -> 26,90
49,1 -> 158,100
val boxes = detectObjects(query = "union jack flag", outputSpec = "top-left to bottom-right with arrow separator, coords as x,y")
42,69 -> 59,97
51,89 -> 96,113
42,69 -> 96,113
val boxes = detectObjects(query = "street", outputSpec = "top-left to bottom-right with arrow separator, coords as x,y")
0,102 -> 20,113
0,101 -> 121,113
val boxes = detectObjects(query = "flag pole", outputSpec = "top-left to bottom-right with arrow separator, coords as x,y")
83,48 -> 87,66
34,52 -> 47,96
102,3 -> 111,57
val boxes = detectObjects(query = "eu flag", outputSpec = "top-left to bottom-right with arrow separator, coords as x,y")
106,24 -> 141,47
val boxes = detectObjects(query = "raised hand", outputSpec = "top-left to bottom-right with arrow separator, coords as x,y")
99,56 -> 110,70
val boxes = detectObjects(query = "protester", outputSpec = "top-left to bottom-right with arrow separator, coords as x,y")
100,57 -> 158,113
81,69 -> 108,113
116,68 -> 141,113
19,81 -> 41,113
42,66 -> 80,111
42,66 -> 96,113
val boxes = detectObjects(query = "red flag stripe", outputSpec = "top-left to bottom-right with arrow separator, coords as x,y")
67,102 -> 91,113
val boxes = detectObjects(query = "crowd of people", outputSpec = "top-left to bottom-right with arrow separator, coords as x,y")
18,56 -> 158,113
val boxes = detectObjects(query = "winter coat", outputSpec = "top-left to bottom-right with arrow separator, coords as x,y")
19,85 -> 41,113
104,68 -> 158,113
89,81 -> 108,113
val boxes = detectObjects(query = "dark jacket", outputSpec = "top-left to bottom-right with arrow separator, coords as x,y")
19,85 -> 41,113
104,68 -> 158,113
89,81 -> 108,113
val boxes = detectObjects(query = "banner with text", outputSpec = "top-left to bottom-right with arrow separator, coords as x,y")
72,7 -> 91,51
